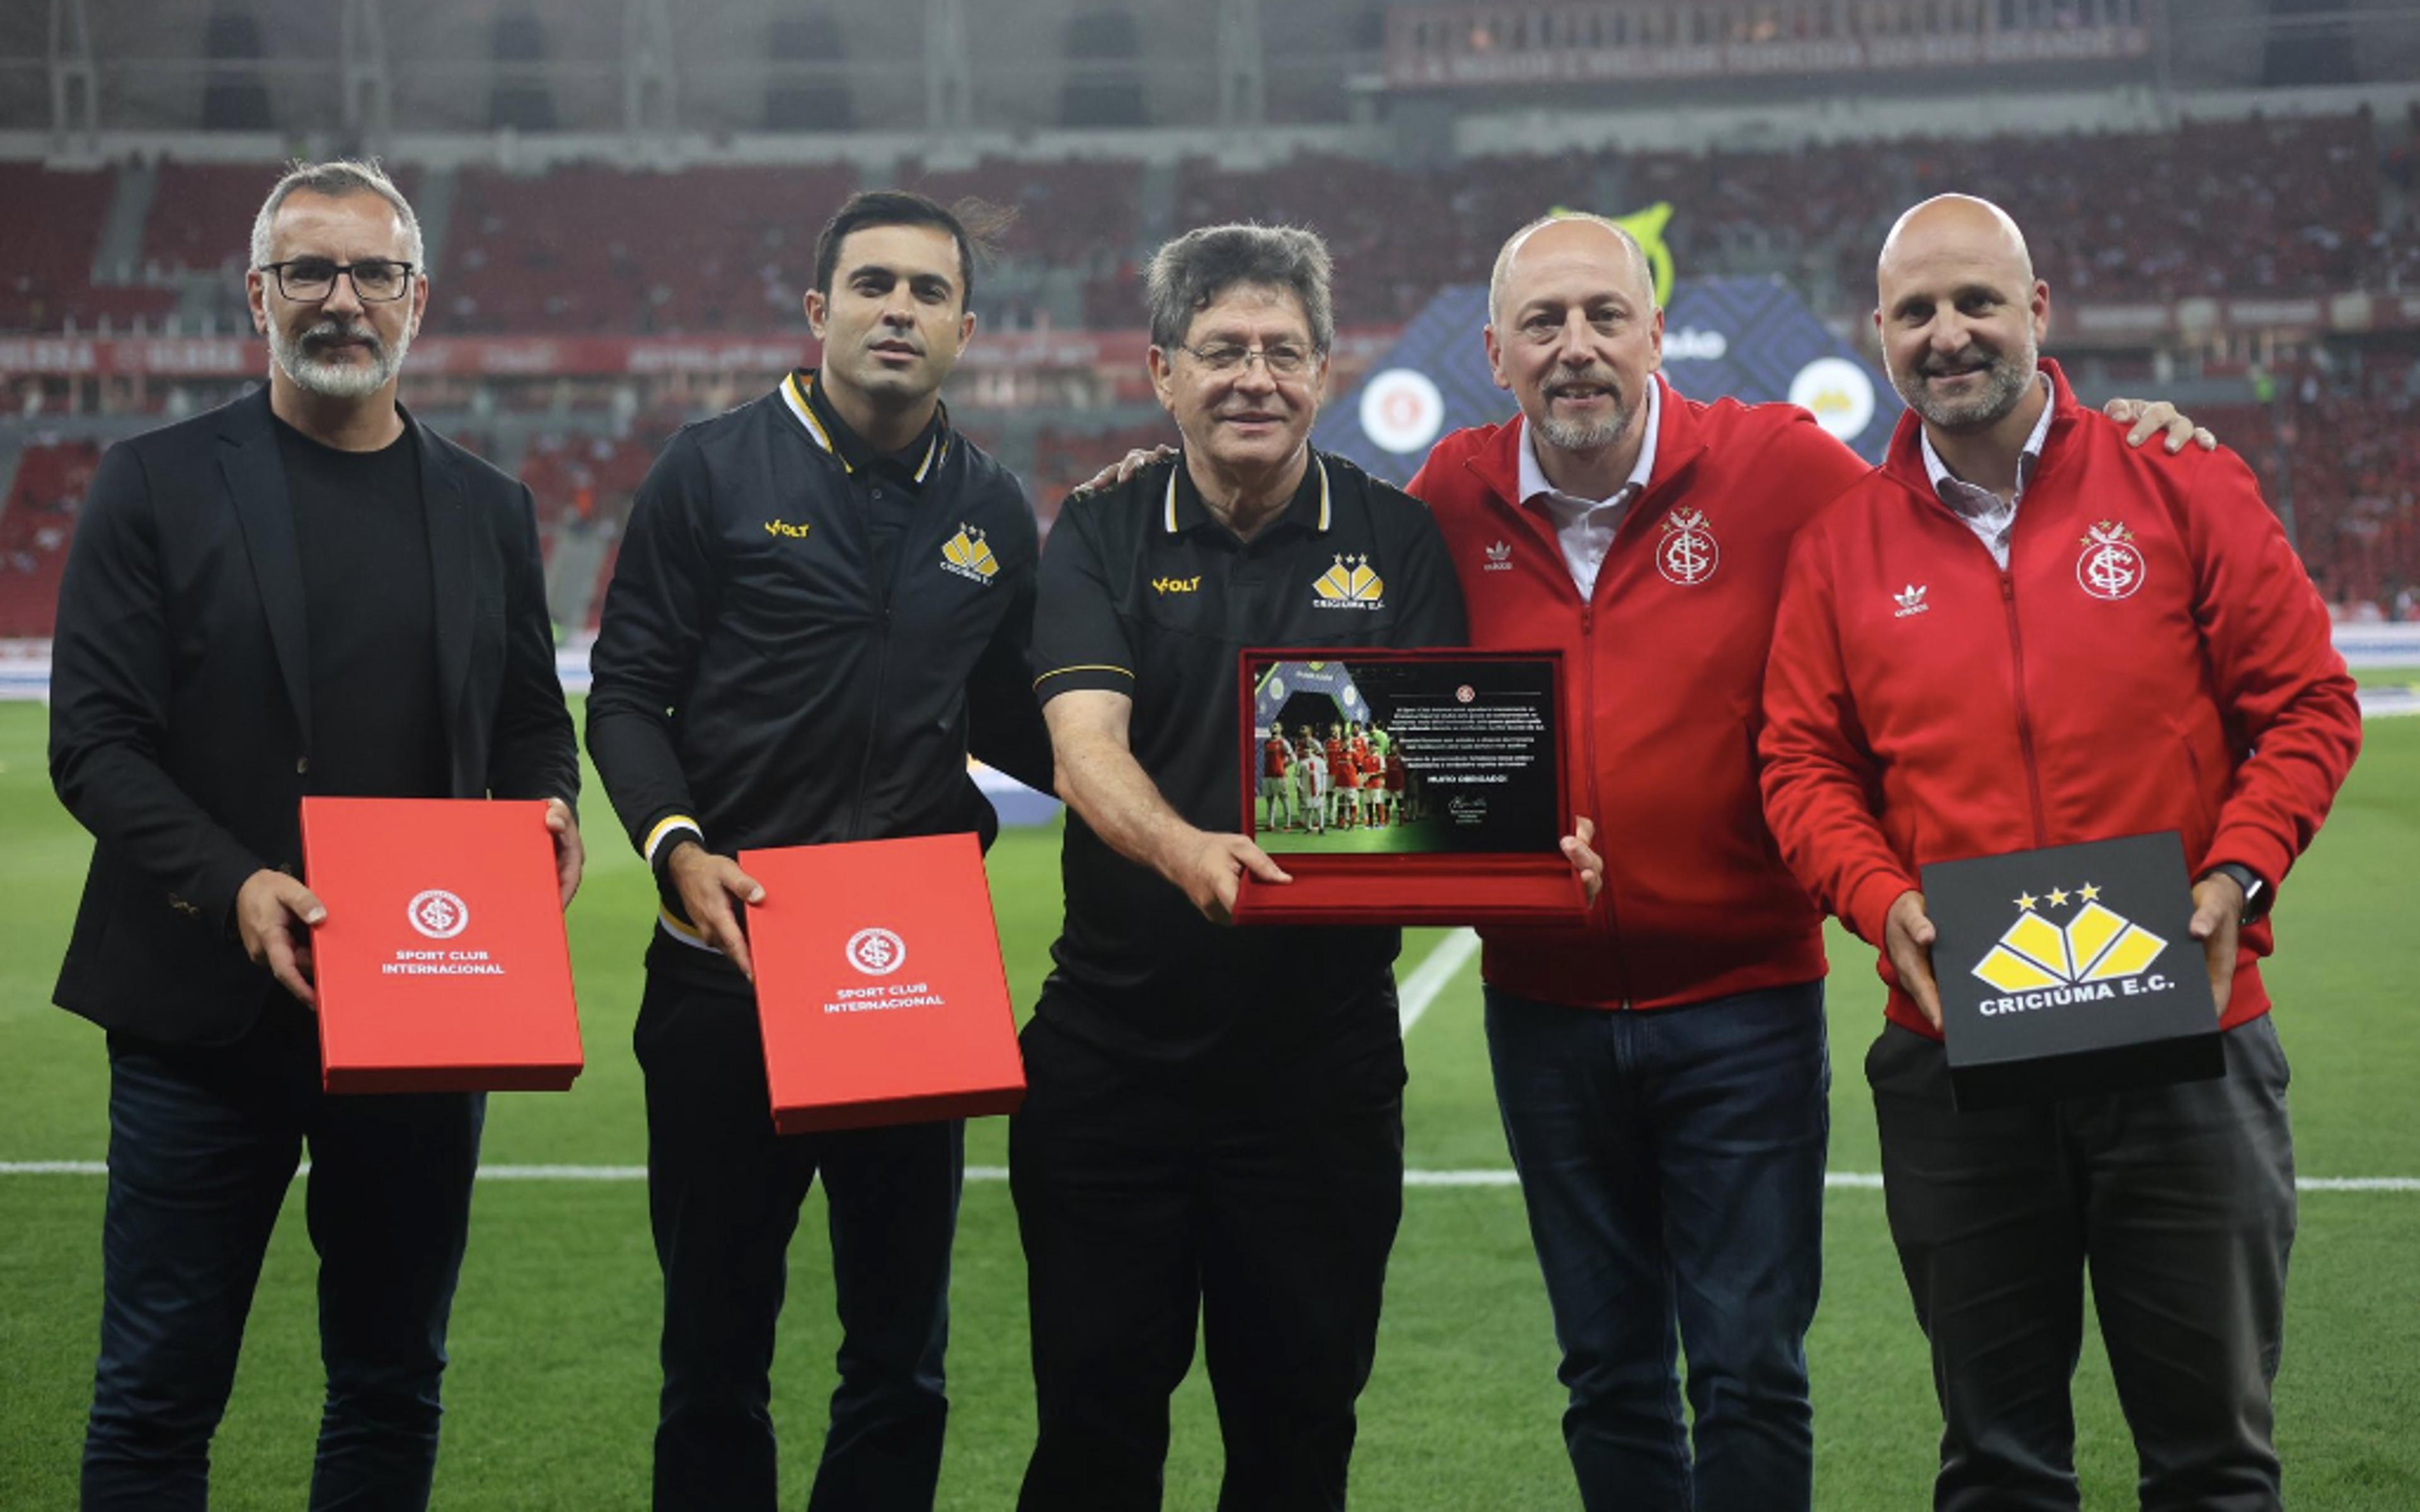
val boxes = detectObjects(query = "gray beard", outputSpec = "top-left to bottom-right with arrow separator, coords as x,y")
1533,402 -> 1631,454
1895,343 -> 2036,432
268,319 -> 410,399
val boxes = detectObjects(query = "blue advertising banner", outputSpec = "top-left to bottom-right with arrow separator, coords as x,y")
1313,274 -> 1903,485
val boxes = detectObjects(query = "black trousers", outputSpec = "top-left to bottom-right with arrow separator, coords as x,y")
635,972 -> 963,1512
1868,1018 -> 2296,1512
1009,1008 -> 1407,1512
83,1005 -> 483,1512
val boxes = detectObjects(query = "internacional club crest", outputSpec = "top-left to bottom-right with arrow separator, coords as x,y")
2075,519 -> 2145,602
1657,507 -> 1720,587
940,524 -> 1000,586
407,888 -> 471,941
844,927 -> 908,976
1311,553 -> 1385,610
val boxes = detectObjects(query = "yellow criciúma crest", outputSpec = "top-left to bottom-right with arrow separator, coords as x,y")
1971,891 -> 2169,994
1312,553 -> 1384,607
940,524 -> 999,584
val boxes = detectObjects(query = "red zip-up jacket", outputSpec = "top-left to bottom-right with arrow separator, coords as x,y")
1758,360 -> 2361,1038
1408,376 -> 1871,1010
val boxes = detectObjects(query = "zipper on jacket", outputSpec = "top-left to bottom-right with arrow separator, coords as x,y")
849,502 -> 902,840
1999,573 -> 2052,848
1577,592 -> 1630,1009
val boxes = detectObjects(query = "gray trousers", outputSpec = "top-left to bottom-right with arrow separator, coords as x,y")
1867,1017 -> 2296,1512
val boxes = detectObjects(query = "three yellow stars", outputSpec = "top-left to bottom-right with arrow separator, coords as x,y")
2014,882 -> 2102,911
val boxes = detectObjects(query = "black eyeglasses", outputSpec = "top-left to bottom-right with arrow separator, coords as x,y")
257,258 -> 417,303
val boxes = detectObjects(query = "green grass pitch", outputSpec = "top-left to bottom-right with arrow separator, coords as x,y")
4,693 -> 2417,1509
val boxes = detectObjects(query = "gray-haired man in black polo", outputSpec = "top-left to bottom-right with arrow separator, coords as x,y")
1011,224 -> 1489,1512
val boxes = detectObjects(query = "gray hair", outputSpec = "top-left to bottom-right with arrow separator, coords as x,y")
249,159 -> 424,270
1487,212 -> 1657,322
1146,223 -> 1334,354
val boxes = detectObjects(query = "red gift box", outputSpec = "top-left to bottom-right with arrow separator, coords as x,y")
300,797 -> 582,1093
741,832 -> 1025,1134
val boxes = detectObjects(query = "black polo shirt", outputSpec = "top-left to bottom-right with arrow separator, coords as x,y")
1032,449 -> 1467,1070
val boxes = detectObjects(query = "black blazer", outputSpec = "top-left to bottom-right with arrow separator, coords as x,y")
48,387 -> 579,1045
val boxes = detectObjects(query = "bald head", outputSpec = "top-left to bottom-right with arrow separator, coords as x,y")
1489,214 -> 1657,324
1877,194 -> 2034,292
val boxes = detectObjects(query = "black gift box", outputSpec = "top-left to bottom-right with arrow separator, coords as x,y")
1921,832 -> 2225,1111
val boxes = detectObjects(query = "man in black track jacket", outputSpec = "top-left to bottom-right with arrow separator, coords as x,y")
585,191 -> 1051,1512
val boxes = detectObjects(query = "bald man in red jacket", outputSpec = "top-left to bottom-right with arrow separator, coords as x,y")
1761,195 -> 2360,1512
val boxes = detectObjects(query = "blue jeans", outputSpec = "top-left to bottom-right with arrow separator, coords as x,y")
1484,981 -> 1829,1512
83,1005 -> 484,1511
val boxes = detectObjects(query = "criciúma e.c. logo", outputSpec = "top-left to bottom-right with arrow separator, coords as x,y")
1970,881 -> 2174,1015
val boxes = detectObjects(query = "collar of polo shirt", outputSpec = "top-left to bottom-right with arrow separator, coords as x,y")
780,368 -> 949,484
1163,451 -> 1333,538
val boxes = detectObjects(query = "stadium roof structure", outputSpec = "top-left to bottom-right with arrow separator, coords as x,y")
5,0 -> 2415,147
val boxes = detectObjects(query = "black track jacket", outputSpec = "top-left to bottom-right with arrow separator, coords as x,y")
587,373 -> 1051,982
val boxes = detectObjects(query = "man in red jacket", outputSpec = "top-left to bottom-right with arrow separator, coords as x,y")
1760,195 -> 2360,1511
1405,212 -> 2208,1512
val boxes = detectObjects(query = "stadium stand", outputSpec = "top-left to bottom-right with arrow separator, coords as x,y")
4,106 -> 2417,622
0,164 -> 171,332
9,113 -> 2418,339
443,164 -> 855,335
0,440 -> 100,638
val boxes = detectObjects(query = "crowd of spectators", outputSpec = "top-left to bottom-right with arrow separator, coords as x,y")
5,111 -> 2419,629
10,111 -> 2413,338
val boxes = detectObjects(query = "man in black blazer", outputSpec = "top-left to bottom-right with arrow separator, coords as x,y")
47,159 -> 580,1511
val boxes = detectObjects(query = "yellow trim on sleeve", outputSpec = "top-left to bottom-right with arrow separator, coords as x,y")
642,815 -> 701,866
1034,664 -> 1136,690
656,907 -> 722,954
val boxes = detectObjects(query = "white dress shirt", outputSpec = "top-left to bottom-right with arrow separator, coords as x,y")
1918,373 -> 2054,570
1517,378 -> 1661,599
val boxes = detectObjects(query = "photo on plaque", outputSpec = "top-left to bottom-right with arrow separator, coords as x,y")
1243,654 -> 1561,856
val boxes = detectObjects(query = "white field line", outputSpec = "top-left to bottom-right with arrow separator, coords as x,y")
1398,927 -> 1482,1033
4,1161 -> 2416,1193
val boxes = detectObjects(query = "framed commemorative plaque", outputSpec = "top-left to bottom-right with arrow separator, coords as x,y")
1921,830 -> 2224,1111
1229,648 -> 1589,926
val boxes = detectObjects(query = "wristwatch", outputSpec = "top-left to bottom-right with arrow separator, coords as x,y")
2203,862 -> 2269,924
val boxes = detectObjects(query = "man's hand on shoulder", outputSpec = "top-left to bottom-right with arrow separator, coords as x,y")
665,840 -> 765,982
1884,890 -> 1944,1031
1166,829 -> 1291,925
236,868 -> 326,1009
2104,398 -> 2216,455
544,798 -> 583,911
1068,444 -> 1179,502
